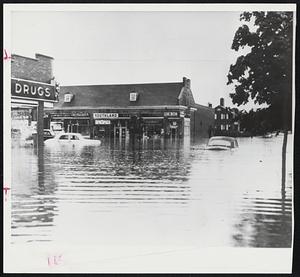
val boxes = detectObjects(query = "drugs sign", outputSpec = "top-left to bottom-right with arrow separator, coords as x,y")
11,78 -> 56,102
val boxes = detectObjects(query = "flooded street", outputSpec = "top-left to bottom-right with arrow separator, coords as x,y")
11,135 -> 293,248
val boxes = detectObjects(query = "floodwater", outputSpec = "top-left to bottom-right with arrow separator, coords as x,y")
11,135 -> 293,248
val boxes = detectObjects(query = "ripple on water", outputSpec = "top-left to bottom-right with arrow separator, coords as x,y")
11,136 -> 293,247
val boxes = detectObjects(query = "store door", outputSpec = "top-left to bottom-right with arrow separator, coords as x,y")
114,126 -> 128,140
170,127 -> 178,141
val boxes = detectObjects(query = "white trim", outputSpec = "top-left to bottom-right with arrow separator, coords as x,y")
11,104 -> 38,108
11,77 -> 55,87
11,95 -> 58,103
51,117 -> 90,120
11,99 -> 38,105
48,105 -> 188,110
142,117 -> 164,120
4,4 -> 296,12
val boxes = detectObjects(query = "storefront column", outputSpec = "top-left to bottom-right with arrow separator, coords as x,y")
37,101 -> 44,151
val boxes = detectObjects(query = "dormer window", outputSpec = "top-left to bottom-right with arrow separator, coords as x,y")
64,93 -> 74,103
130,92 -> 138,102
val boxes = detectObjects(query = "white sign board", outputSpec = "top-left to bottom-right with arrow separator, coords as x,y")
93,113 -> 118,119
164,111 -> 178,117
95,120 -> 111,125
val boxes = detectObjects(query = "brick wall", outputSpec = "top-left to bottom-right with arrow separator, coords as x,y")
11,53 -> 54,84
191,104 -> 215,138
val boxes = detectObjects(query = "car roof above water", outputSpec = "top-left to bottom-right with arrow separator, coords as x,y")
207,136 -> 239,147
208,136 -> 237,142
57,133 -> 83,137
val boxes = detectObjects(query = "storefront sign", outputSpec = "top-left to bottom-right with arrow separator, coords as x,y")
51,111 -> 90,118
144,119 -> 162,124
11,78 -> 56,102
11,109 -> 30,120
170,121 -> 178,129
95,120 -> 111,125
164,111 -> 178,117
93,113 -> 118,119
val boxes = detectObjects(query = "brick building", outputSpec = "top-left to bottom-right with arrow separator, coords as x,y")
214,98 -> 240,136
12,53 -> 54,83
45,77 -> 214,141
11,53 -> 57,146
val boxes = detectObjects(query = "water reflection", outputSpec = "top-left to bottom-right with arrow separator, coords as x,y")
11,146 -> 58,243
11,135 -> 292,247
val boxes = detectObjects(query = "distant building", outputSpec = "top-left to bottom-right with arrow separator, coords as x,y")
45,77 -> 214,141
214,98 -> 240,136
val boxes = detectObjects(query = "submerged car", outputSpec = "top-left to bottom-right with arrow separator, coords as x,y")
44,132 -> 101,146
43,129 -> 55,141
206,136 -> 239,151
262,133 -> 273,138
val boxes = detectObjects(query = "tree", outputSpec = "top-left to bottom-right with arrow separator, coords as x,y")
227,11 -> 293,187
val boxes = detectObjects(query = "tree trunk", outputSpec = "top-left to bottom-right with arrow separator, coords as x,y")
281,129 -> 288,191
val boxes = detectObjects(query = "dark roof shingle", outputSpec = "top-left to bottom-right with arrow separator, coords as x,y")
55,82 -> 184,108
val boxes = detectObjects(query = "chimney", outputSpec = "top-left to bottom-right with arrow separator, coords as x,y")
220,97 -> 224,107
208,103 -> 212,108
186,79 -> 191,88
182,77 -> 191,88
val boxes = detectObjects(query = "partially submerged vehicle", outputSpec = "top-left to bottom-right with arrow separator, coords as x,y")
43,129 -> 55,141
206,136 -> 239,151
44,133 -> 101,147
262,133 -> 273,138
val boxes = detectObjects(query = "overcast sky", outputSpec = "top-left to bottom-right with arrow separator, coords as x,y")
11,10 -> 251,108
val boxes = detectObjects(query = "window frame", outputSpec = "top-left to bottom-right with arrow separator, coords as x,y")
58,134 -> 70,140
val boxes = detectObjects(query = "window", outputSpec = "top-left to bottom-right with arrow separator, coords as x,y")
64,93 -> 73,103
214,114 -> 217,120
70,135 -> 80,140
130,92 -> 138,102
59,135 -> 69,140
226,124 -> 229,130
221,124 -> 225,130
221,114 -> 225,120
226,114 -> 229,120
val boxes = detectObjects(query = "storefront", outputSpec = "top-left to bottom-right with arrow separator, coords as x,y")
45,77 -> 214,141
11,53 -> 59,148
49,111 -> 91,135
46,108 -> 187,140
